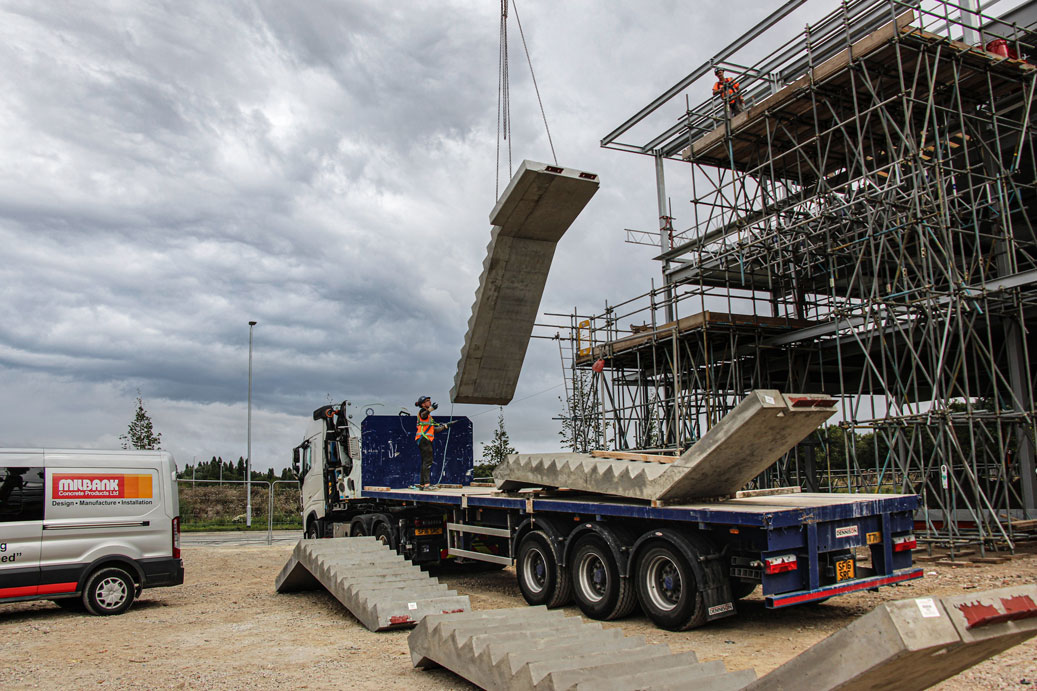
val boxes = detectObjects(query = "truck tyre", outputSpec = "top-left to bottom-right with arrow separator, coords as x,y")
373,522 -> 395,549
569,535 -> 636,620
516,531 -> 571,608
82,567 -> 136,616
305,516 -> 321,539
349,519 -> 367,537
635,541 -> 707,630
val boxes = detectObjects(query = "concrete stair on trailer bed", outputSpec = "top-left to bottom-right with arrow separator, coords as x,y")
409,606 -> 756,690
275,537 -> 470,631
494,390 -> 837,503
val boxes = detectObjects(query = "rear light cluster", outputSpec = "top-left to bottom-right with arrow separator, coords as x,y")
172,516 -> 181,559
764,554 -> 798,574
893,535 -> 917,552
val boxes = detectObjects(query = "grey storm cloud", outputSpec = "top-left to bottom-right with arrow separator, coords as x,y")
0,0 -> 784,468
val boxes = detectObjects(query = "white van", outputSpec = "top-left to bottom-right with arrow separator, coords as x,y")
0,449 -> 184,615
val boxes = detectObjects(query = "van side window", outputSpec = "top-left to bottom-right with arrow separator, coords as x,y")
0,467 -> 45,522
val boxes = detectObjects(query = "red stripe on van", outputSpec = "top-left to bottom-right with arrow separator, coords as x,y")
0,585 -> 38,598
37,582 -> 78,595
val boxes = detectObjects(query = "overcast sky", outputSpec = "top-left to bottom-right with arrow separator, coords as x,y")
0,0 -> 824,470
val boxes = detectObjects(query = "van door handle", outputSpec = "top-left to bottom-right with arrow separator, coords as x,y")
43,520 -> 150,530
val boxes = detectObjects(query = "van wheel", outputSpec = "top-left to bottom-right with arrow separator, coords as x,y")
83,567 -> 136,616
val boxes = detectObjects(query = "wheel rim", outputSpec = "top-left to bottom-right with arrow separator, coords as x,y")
644,553 -> 682,612
576,551 -> 608,603
95,576 -> 128,610
522,547 -> 548,594
377,530 -> 390,546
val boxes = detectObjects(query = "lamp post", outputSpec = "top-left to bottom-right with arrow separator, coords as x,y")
247,320 -> 257,528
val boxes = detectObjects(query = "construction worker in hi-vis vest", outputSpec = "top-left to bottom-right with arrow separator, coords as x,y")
712,67 -> 744,115
414,396 -> 453,489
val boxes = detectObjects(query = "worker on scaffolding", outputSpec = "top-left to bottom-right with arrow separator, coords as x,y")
413,396 -> 454,490
712,67 -> 744,116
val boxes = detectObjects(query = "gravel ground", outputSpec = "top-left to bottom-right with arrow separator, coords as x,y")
1,540 -> 1034,690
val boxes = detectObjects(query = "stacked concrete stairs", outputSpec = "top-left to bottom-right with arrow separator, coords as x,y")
409,606 -> 757,690
452,160 -> 599,405
494,390 -> 837,502
274,537 -> 470,631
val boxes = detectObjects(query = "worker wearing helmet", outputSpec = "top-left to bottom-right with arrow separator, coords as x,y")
414,396 -> 452,489
712,67 -> 744,116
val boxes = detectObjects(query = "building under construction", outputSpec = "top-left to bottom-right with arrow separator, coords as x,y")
548,0 -> 1037,550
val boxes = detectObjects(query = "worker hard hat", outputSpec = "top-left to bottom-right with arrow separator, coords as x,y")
415,395 -> 431,407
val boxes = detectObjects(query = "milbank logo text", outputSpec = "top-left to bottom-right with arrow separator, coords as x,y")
52,474 -> 153,500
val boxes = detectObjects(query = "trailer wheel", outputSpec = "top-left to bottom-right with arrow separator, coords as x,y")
635,542 -> 707,630
373,522 -> 395,549
82,567 -> 136,616
516,531 -> 571,608
570,536 -> 636,620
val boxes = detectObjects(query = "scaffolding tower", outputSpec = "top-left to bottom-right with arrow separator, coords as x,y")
554,0 -> 1037,551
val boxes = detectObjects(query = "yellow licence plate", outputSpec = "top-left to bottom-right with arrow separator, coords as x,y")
414,527 -> 442,536
835,558 -> 855,581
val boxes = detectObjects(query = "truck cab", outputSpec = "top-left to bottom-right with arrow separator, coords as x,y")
292,400 -> 472,543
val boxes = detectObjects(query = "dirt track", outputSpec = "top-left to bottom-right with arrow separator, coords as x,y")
1,540 -> 1034,690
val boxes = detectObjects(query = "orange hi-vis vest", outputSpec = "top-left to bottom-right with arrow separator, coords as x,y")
416,415 -> 435,442
713,77 -> 741,105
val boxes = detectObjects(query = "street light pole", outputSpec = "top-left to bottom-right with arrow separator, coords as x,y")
247,320 -> 257,528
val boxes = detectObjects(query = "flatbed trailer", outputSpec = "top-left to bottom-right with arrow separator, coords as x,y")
343,484 -> 922,630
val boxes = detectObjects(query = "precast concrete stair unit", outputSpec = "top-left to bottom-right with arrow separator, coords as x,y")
452,160 -> 599,405
410,587 -> 1037,690
744,584 -> 1037,690
409,606 -> 757,690
494,390 -> 838,502
274,537 -> 470,631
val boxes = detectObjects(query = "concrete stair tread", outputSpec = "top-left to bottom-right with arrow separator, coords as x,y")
536,651 -> 709,691
602,667 -> 757,691
504,636 -> 654,677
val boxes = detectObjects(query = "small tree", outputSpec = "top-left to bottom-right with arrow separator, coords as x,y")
558,370 -> 603,452
481,410 -> 516,467
120,391 -> 163,450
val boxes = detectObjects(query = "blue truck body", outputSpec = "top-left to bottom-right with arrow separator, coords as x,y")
300,404 -> 922,628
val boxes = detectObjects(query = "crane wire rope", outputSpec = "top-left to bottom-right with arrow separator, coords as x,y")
496,0 -> 558,199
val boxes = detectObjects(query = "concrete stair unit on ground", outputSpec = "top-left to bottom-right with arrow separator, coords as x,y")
409,606 -> 757,691
494,390 -> 837,502
274,537 -> 470,631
